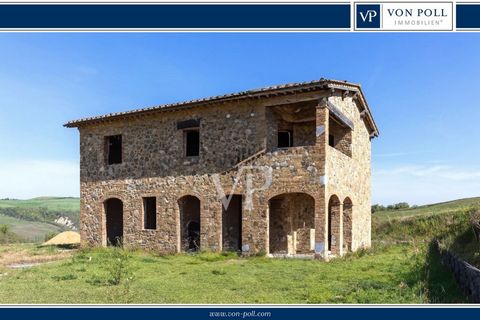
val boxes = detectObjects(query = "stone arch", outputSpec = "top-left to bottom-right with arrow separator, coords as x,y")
104,198 -> 123,246
343,197 -> 353,253
178,195 -> 201,252
327,195 -> 341,254
268,192 -> 315,254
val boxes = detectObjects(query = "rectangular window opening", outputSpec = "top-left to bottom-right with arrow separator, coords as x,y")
278,131 -> 293,148
106,135 -> 122,165
185,129 -> 200,157
143,197 -> 157,230
328,134 -> 335,147
328,116 -> 352,157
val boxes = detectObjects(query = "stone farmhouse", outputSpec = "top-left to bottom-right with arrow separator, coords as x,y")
65,78 -> 379,258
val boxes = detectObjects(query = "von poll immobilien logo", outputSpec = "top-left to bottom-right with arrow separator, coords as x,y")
355,2 -> 453,31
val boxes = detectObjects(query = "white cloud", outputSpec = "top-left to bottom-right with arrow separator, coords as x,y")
373,164 -> 480,205
0,159 -> 79,199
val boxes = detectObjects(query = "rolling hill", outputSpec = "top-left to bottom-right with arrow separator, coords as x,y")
373,197 -> 479,241
374,197 -> 480,222
0,197 -> 80,242
0,197 -> 79,212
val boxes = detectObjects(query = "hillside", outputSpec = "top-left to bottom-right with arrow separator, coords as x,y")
0,197 -> 80,242
0,197 -> 79,212
373,197 -> 480,271
373,197 -> 480,222
0,215 -> 64,242
373,197 -> 479,243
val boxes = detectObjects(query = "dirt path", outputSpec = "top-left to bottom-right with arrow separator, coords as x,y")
0,244 -> 75,268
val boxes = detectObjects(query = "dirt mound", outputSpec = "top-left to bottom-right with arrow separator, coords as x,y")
43,231 -> 80,246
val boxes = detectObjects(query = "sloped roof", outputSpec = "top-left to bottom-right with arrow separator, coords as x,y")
64,78 -> 379,136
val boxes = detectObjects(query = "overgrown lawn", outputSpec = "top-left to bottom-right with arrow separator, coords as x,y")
0,244 -> 466,304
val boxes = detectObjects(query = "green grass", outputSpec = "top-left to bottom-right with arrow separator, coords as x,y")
423,242 -> 469,303
374,197 -> 480,222
0,244 -> 465,304
373,209 -> 472,244
0,214 -> 63,242
0,196 -> 475,304
441,222 -> 480,268
0,197 -> 79,212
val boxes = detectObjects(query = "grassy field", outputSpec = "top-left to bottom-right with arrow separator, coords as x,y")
0,196 -> 476,304
0,197 -> 79,212
374,197 -> 480,221
0,215 -> 63,242
0,197 -> 80,241
0,244 -> 466,304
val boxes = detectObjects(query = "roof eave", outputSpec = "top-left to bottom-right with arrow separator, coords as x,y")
64,79 -> 380,138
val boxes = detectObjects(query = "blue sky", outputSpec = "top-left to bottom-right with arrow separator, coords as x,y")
0,33 -> 479,205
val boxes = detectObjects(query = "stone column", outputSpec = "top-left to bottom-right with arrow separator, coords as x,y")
265,205 -> 270,254
201,199 -> 223,252
243,195 -> 268,255
339,203 -> 344,256
314,99 -> 329,259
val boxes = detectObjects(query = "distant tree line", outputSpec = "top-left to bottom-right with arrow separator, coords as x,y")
371,202 -> 418,213
0,207 -> 79,228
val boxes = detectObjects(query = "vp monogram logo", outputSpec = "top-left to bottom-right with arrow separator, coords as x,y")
356,4 -> 381,29
359,10 -> 378,23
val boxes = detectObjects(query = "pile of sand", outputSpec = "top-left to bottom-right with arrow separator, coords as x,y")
43,231 -> 80,246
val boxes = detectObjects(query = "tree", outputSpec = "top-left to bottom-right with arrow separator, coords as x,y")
393,202 -> 410,210
371,204 -> 386,213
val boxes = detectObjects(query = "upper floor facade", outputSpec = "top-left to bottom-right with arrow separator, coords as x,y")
65,79 -> 379,184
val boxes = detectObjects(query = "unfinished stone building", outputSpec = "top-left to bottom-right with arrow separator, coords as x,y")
65,78 -> 379,257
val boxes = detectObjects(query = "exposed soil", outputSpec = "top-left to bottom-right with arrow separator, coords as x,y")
0,245 -> 75,268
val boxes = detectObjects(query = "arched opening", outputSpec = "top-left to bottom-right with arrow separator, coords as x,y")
327,195 -> 341,254
178,195 -> 201,252
104,198 -> 123,246
222,195 -> 242,252
343,197 -> 353,253
268,193 -> 315,254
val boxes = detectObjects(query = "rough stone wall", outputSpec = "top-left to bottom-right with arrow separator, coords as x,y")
434,240 -> 480,302
218,145 -> 325,254
296,228 -> 314,253
328,195 -> 341,254
329,118 -> 352,157
325,94 -> 372,252
343,198 -> 353,252
293,121 -> 316,147
77,89 -> 373,256
222,195 -> 242,251
80,102 -> 265,183
267,113 -> 315,148
268,193 -> 315,254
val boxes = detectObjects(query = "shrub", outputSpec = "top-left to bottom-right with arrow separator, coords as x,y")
105,247 -> 134,286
